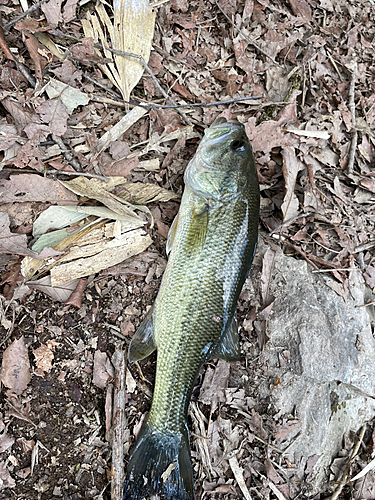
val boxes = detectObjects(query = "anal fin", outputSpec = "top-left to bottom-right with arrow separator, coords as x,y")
128,306 -> 156,362
210,314 -> 241,361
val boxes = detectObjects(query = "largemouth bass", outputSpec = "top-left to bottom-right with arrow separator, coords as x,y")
123,117 -> 260,500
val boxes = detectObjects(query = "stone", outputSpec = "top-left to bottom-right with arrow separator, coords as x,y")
261,249 -> 375,495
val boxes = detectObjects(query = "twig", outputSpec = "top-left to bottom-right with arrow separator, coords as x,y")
81,71 -> 123,100
3,0 -> 49,31
51,134 -> 83,172
141,94 -> 264,109
270,212 -> 312,236
214,0 -> 279,66
111,349 -> 126,500
347,60 -> 358,175
47,168 -> 109,181
356,300 -> 375,308
330,425 -> 366,500
354,240 -> 375,253
283,241 -> 319,270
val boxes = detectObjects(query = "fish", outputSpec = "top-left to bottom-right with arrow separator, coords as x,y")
123,117 -> 260,500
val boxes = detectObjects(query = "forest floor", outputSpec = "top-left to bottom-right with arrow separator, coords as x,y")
0,0 -> 374,499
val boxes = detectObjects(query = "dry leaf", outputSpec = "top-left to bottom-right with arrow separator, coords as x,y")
0,174 -> 78,204
0,337 -> 31,395
59,176 -> 142,217
0,461 -> 15,490
93,351 -> 114,389
33,340 -> 57,375
64,278 -> 88,308
34,99 -> 69,137
27,276 -> 82,303
82,0 -> 156,101
50,228 -> 152,285
41,0 -> 63,26
116,182 -> 179,205
281,146 -> 303,221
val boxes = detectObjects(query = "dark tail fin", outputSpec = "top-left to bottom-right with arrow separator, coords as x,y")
123,419 -> 194,500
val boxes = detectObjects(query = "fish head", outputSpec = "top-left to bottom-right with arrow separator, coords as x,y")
184,118 -> 257,202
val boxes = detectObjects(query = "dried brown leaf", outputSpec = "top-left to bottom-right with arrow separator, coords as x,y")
23,33 -> 44,80
0,337 -> 31,395
1,97 -> 33,134
35,99 -> 69,137
64,278 -> 88,308
41,0 -> 63,26
288,0 -> 312,21
0,174 -> 78,204
62,0 -> 79,23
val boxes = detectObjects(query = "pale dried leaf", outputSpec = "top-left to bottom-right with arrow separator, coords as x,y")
116,182 -> 179,205
44,79 -> 89,113
32,206 -> 88,237
199,360 -> 230,411
35,99 -> 69,137
93,351 -> 114,389
50,229 -> 152,285
281,146 -> 303,221
27,276 -> 81,303
97,106 -> 148,151
0,337 -> 31,395
59,176 -> 142,217
33,340 -> 57,375
41,0 -> 63,26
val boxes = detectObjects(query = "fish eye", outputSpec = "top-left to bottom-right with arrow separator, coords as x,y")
231,139 -> 246,152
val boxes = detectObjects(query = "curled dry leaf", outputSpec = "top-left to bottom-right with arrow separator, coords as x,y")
116,182 -> 180,205
281,146 -> 303,222
0,337 -> 31,395
64,278 -> 88,308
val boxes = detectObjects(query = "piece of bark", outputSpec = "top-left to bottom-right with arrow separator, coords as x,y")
111,349 -> 126,500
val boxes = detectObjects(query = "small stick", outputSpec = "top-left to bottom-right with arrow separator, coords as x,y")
214,0 -> 279,66
270,212 -> 312,236
347,60 -> 358,175
51,134 -> 83,172
111,349 -> 126,500
3,0 -> 49,31
47,168 -> 109,181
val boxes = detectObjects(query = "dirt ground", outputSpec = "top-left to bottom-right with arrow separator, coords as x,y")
0,0 -> 375,498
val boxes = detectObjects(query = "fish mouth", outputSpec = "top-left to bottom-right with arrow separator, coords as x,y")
204,118 -> 245,146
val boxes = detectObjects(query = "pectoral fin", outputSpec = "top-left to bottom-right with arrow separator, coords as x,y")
128,307 -> 156,362
185,203 -> 208,256
210,315 -> 241,361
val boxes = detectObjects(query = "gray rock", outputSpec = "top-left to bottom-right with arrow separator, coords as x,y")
262,249 -> 375,495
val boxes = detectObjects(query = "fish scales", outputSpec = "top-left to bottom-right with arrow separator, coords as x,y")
123,117 -> 260,500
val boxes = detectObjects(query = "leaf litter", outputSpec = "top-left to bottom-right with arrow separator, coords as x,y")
0,0 -> 375,498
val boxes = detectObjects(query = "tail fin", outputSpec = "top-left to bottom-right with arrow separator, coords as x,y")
123,419 -> 194,500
